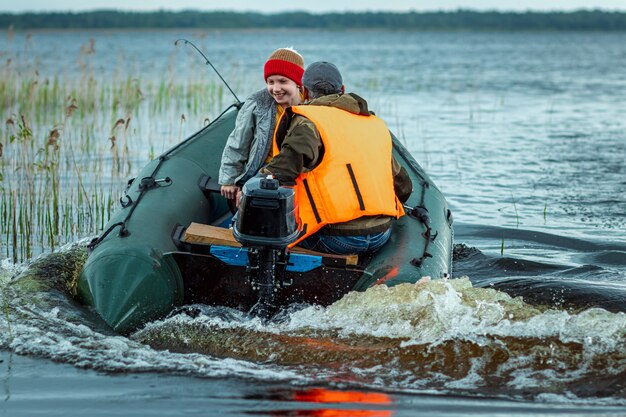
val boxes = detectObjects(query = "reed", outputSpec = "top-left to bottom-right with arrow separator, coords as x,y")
2,295 -> 12,343
1,40 -> 233,263
510,191 -> 520,228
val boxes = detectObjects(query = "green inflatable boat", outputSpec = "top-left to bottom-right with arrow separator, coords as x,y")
77,104 -> 454,334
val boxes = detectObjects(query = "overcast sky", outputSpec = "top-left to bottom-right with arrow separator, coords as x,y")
3,0 -> 626,13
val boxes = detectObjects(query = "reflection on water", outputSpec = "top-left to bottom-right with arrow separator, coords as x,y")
246,387 -> 393,417
293,388 -> 391,405
2,351 -> 12,402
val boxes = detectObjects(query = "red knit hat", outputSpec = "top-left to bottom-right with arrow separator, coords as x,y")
263,47 -> 304,86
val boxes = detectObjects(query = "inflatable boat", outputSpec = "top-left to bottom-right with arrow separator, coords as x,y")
77,104 -> 454,334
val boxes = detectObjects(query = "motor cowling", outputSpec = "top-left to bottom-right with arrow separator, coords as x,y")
233,176 -> 300,248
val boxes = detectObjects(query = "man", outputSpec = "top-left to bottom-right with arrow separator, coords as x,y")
259,61 -> 412,255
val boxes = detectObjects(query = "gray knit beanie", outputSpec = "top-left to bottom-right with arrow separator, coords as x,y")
302,61 -> 343,95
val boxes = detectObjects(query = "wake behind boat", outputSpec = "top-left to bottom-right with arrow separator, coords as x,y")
76,105 -> 454,334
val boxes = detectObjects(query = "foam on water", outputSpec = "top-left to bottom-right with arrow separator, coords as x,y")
2,304 -> 298,381
134,277 -> 626,401
0,245 -> 301,382
1,245 -> 625,402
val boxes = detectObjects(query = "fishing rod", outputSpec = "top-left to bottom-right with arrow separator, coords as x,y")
175,38 -> 242,106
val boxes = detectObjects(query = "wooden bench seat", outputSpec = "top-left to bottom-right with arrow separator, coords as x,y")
183,222 -> 358,266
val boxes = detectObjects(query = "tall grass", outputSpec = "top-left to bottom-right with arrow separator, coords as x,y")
0,38 -> 233,263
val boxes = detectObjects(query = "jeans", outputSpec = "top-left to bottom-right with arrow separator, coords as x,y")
298,228 -> 391,255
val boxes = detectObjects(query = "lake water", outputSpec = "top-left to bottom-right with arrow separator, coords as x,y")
1,29 -> 626,416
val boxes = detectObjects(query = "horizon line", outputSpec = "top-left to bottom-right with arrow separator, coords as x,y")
3,8 -> 626,15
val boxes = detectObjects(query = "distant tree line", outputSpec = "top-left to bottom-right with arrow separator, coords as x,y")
2,10 -> 626,31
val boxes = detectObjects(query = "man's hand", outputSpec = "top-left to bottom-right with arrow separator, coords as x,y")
236,189 -> 242,209
220,185 -> 239,200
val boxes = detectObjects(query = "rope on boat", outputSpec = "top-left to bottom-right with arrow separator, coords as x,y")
405,180 -> 434,268
87,222 -> 124,250
87,155 -> 170,250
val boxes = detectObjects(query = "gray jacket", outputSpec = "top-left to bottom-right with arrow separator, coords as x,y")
218,88 -> 277,186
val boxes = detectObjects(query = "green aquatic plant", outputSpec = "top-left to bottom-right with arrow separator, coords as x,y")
1,45 -> 233,262
510,191 -> 520,228
11,244 -> 88,295
2,295 -> 12,343
178,113 -> 186,143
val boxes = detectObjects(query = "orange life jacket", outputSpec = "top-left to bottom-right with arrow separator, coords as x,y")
273,105 -> 405,246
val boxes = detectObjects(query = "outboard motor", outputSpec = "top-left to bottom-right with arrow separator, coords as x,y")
233,176 -> 300,318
